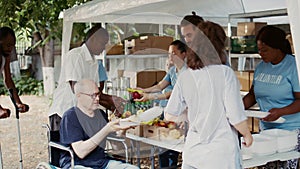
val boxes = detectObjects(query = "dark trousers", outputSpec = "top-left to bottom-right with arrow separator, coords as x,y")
49,114 -> 62,131
158,150 -> 179,168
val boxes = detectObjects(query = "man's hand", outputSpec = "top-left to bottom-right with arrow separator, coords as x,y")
112,96 -> 126,117
0,106 -> 11,119
16,103 -> 29,113
107,119 -> 131,132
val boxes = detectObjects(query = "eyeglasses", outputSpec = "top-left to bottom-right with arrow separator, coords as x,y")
80,92 -> 100,99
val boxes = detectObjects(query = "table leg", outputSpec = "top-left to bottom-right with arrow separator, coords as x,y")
129,139 -> 141,168
252,117 -> 255,133
150,145 -> 155,169
136,141 -> 140,168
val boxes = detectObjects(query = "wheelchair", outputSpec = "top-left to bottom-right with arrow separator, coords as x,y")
37,114 -> 133,169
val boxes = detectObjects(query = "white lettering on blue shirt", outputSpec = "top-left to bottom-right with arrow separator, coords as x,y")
255,73 -> 282,84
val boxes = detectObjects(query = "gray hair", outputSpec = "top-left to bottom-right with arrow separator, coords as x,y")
74,79 -> 96,95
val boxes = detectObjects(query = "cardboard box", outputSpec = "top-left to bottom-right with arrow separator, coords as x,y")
237,22 -> 267,36
247,117 -> 260,133
124,36 -> 173,55
235,71 -> 254,91
126,125 -> 144,137
106,44 -> 124,55
123,70 -> 166,88
131,48 -> 169,55
143,125 -> 184,140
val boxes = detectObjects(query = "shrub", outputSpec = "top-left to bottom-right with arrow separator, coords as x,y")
0,77 -> 44,96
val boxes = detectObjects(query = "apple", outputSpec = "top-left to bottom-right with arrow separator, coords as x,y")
158,121 -> 167,128
167,121 -> 176,129
131,91 -> 142,99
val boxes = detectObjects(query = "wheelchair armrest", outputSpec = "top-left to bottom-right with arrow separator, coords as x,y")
48,141 -> 75,169
107,136 -> 126,142
106,136 -> 129,162
49,141 -> 72,153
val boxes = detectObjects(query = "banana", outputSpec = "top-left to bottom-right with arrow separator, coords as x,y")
127,88 -> 143,94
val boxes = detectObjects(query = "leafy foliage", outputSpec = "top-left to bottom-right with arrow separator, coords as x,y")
0,0 -> 92,43
0,77 -> 44,96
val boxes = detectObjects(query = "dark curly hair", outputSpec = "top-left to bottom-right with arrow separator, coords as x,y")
187,21 -> 226,69
256,25 -> 292,54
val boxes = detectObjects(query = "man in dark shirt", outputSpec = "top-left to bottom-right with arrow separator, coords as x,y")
59,79 -> 138,169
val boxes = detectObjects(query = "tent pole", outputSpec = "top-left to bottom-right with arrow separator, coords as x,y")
175,25 -> 178,39
287,0 -> 300,83
159,24 -> 163,36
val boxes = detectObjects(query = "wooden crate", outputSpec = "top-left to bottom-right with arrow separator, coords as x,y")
126,125 -> 144,137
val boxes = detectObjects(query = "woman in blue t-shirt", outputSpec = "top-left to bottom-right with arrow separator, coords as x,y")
135,40 -> 188,168
243,25 -> 300,169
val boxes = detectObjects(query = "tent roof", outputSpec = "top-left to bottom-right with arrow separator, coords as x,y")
60,0 -> 300,82
62,0 -> 289,26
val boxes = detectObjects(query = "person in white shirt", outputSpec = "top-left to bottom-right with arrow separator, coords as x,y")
180,11 -> 204,46
49,24 -> 124,131
180,11 -> 229,66
165,21 -> 253,169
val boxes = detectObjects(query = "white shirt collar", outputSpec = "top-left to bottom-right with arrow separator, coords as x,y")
82,43 -> 95,62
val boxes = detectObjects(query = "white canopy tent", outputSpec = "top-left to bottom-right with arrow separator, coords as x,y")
60,0 -> 300,80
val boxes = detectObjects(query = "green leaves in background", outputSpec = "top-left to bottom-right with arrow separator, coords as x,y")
0,77 -> 44,96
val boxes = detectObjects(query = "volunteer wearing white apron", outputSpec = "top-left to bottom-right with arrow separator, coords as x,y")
165,21 -> 252,169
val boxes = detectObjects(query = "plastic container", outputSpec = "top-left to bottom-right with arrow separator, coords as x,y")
260,129 -> 298,153
242,134 -> 277,156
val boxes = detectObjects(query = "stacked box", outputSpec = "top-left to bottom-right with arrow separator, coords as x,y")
123,70 -> 166,88
235,71 -> 254,91
237,22 -> 267,36
106,44 -> 124,55
124,36 -> 173,55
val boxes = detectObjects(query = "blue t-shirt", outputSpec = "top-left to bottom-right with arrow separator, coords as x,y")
159,85 -> 173,107
163,66 -> 178,87
98,60 -> 108,82
160,65 -> 187,107
59,107 -> 109,169
253,54 -> 300,130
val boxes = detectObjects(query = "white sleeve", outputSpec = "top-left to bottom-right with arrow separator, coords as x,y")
224,68 -> 247,125
64,51 -> 84,82
165,77 -> 186,116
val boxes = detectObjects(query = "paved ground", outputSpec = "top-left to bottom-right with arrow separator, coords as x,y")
0,95 -> 49,169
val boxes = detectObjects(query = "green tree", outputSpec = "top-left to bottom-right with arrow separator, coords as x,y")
0,0 -> 92,95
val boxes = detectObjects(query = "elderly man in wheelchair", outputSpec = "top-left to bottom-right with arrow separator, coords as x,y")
38,79 -> 138,169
